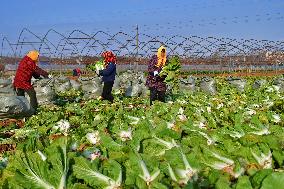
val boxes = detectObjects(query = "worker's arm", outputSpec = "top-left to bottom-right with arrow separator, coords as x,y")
33,66 -> 49,79
99,63 -> 115,76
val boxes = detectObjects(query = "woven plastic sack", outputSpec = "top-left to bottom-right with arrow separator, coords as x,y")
0,96 -> 33,118
200,77 -> 217,95
180,76 -> 196,93
227,77 -> 247,92
81,77 -> 103,99
253,79 -> 267,89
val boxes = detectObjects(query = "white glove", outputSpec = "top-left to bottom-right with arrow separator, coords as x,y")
48,74 -> 53,79
153,71 -> 159,76
96,69 -> 100,76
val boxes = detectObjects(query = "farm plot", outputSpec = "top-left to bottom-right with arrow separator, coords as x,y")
0,75 -> 284,189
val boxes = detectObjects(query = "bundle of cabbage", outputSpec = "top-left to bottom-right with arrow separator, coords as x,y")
95,61 -> 104,71
86,60 -> 104,71
159,56 -> 181,82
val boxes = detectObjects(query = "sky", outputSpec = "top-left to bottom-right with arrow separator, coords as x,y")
0,0 -> 283,56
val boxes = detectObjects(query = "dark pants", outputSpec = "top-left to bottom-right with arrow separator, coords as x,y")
150,88 -> 165,105
15,87 -> 38,113
102,81 -> 114,103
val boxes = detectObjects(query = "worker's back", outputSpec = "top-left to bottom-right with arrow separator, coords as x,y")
73,68 -> 81,76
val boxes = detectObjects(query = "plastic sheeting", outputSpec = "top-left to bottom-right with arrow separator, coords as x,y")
125,82 -> 147,97
34,85 -> 55,104
116,71 -> 147,97
54,81 -> 72,93
112,77 -> 122,94
70,79 -> 81,90
0,96 -> 33,118
253,79 -> 267,89
227,77 -> 247,92
0,78 -> 15,97
273,77 -> 284,92
29,78 -> 55,104
0,85 -> 15,97
179,76 -> 196,93
81,77 -> 103,98
200,77 -> 217,95
0,79 -> 12,87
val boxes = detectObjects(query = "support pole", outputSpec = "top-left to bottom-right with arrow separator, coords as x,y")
135,24 -> 139,71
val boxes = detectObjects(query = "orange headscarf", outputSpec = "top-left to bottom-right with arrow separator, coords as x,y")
156,46 -> 167,67
26,50 -> 39,63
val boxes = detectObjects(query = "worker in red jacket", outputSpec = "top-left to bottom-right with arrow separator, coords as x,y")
13,50 -> 49,113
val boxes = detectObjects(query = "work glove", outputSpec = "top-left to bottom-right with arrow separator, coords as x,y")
96,69 -> 100,76
153,71 -> 159,76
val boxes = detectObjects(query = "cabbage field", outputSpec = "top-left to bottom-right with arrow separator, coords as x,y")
0,74 -> 284,189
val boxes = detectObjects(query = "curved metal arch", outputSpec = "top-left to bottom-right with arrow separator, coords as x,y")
138,35 -> 176,57
58,29 -> 93,58
1,29 -> 283,65
16,37 -> 39,59
149,35 -> 177,55
168,39 -> 193,56
160,35 -> 187,55
176,36 -> 215,58
216,37 -> 247,56
63,29 -> 124,57
243,40 -> 264,54
84,45 -> 101,58
138,33 -> 161,55
55,37 -> 78,57
109,32 -> 138,56
15,28 -> 53,57
82,39 -> 112,57
186,36 -> 217,56
1,37 -> 16,58
138,36 -> 162,56
220,37 -> 254,56
81,31 -> 134,56
38,29 -> 76,55
13,28 -> 55,64
181,36 -> 217,57
201,36 -> 227,55
197,36 -> 223,56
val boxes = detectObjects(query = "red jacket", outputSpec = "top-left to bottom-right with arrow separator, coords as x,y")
13,56 -> 48,90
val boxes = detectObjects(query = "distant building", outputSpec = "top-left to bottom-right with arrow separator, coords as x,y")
265,51 -> 284,64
